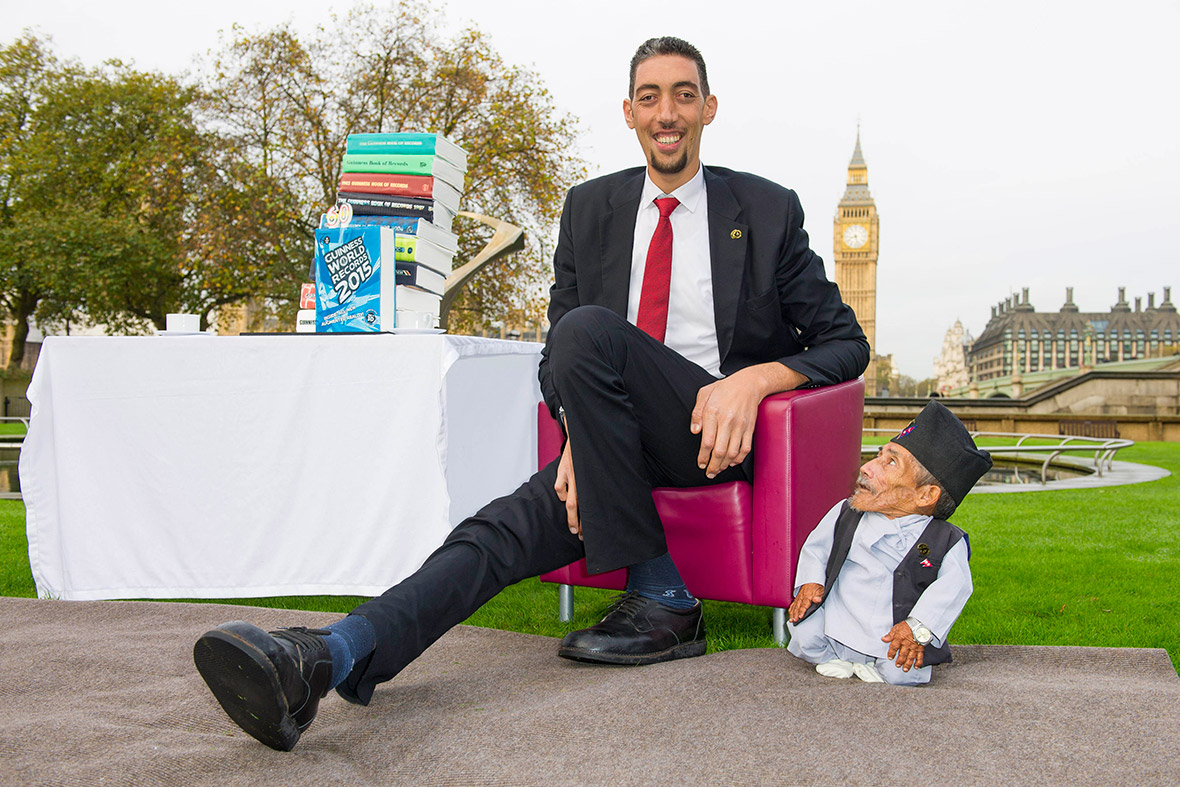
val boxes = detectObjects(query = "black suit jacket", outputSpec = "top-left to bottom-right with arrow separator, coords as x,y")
539,165 -> 869,417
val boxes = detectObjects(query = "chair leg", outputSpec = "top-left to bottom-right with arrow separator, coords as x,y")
558,584 -> 574,622
772,607 -> 787,647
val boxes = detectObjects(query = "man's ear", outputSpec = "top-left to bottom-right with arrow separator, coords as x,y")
623,98 -> 635,129
703,94 -> 718,126
914,483 -> 941,512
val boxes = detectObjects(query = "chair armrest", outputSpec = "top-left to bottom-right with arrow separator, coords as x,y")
538,402 -> 564,468
750,378 -> 864,606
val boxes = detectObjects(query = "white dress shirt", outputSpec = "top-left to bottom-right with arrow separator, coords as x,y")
626,165 -> 721,377
793,500 -> 974,657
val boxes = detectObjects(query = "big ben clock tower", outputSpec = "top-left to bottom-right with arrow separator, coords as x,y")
833,129 -> 881,395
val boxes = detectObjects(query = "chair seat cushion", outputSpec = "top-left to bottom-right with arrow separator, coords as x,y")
540,481 -> 754,604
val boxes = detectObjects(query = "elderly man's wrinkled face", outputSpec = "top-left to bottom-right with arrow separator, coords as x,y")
849,443 -> 935,518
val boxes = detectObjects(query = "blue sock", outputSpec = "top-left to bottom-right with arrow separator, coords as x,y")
626,552 -> 697,609
323,614 -> 377,690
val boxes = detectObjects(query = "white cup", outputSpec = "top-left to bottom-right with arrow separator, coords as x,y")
396,310 -> 438,330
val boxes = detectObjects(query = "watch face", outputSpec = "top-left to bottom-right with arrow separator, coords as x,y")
843,224 -> 868,249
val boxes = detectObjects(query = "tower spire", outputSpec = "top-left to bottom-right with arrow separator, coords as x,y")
850,122 -> 865,168
842,127 -> 871,199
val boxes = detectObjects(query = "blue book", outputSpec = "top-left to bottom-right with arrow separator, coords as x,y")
345,133 -> 468,170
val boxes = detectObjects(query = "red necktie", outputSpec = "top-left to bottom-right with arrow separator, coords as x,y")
636,196 -> 680,342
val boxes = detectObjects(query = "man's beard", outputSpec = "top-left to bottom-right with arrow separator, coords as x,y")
848,473 -> 874,513
650,148 -> 689,176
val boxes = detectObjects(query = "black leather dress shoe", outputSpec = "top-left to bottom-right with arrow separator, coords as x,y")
193,621 -> 333,751
558,592 -> 706,665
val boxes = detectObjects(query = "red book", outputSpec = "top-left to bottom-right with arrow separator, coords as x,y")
336,173 -> 461,214
300,283 -> 316,310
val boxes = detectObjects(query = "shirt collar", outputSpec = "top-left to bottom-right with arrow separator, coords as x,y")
862,510 -> 933,534
640,163 -> 706,215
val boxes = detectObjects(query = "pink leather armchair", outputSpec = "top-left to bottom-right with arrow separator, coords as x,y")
538,377 -> 865,645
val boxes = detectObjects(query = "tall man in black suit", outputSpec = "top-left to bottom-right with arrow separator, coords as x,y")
194,36 -> 869,752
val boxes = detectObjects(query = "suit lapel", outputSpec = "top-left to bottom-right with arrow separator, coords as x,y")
598,172 -> 645,317
705,168 -> 747,364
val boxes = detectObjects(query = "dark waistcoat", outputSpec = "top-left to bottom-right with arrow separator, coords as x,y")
798,501 -> 968,666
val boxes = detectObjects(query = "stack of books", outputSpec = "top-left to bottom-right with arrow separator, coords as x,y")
307,132 -> 468,333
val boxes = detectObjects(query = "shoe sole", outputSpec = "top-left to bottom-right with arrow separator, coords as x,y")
557,638 -> 707,666
193,621 -> 301,751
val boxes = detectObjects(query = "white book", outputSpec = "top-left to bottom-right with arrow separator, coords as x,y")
395,285 -> 442,316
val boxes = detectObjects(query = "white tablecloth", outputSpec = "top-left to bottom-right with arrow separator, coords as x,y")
20,334 -> 544,600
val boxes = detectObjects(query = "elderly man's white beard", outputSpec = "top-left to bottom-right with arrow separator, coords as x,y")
848,472 -> 875,513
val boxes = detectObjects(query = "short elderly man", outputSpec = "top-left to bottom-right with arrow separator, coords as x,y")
787,400 -> 992,685
194,36 -> 868,751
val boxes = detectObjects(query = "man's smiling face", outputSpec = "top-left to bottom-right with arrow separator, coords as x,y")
623,54 -> 717,193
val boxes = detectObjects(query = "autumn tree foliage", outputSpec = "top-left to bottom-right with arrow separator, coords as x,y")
0,34 -> 66,368
0,34 -> 304,366
0,5 -> 582,360
201,1 -> 585,332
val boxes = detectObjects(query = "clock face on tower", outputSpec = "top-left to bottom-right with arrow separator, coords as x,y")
843,224 -> 868,249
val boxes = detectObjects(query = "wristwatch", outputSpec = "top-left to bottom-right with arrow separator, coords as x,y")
906,617 -> 933,645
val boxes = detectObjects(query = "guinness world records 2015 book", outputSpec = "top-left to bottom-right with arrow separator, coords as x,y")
314,226 -> 398,332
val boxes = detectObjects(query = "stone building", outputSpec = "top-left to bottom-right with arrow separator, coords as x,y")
934,319 -> 973,394
968,286 -> 1180,383
833,130 -> 881,394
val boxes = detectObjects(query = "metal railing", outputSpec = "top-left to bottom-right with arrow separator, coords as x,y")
0,416 -> 28,500
863,430 -> 1133,485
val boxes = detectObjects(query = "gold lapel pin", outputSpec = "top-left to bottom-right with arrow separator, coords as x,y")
730,229 -> 742,239
917,543 -> 930,556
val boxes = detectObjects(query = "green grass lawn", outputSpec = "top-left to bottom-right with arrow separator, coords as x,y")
3,442 -> 1178,669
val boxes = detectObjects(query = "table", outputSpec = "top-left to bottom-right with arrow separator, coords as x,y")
20,334 -> 545,600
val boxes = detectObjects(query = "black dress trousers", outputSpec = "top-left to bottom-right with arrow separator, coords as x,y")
341,306 -> 747,705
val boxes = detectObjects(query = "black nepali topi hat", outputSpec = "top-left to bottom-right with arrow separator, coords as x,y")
890,400 -> 992,505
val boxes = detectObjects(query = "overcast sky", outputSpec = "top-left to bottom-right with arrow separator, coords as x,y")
7,0 -> 1179,378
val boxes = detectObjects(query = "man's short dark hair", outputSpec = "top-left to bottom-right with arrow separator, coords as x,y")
628,36 -> 710,98
913,464 -> 958,520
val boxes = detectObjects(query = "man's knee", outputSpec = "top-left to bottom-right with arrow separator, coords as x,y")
548,306 -> 626,360
547,306 -> 635,393
786,611 -> 832,662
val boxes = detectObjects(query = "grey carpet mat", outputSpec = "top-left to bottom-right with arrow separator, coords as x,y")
1,597 -> 1176,786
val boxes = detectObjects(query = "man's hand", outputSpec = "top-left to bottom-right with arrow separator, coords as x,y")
554,439 -> 581,540
882,621 -> 925,672
788,582 -> 825,623
690,363 -> 808,478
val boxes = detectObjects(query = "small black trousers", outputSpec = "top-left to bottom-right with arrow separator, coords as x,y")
340,306 -> 749,705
